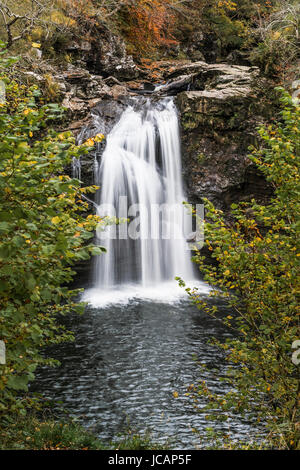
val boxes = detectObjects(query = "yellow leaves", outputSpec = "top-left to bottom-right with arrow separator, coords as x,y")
31,42 -> 41,49
271,31 -> 281,40
50,9 -> 73,26
282,316 -> 291,323
74,232 -> 81,238
83,133 -> 105,147
16,142 -> 30,155
51,217 -> 60,225
224,270 -> 230,276
23,109 -> 32,116
83,138 -> 95,147
94,133 -> 105,143
173,391 -> 179,398
217,0 -> 237,11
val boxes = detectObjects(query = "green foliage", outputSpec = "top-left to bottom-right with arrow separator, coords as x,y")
111,430 -> 169,450
0,415 -> 108,450
174,0 -> 265,56
172,1 -> 298,78
249,2 -> 300,77
0,413 -> 166,450
202,1 -> 249,51
183,88 -> 300,449
0,46 -> 104,419
43,73 -> 61,102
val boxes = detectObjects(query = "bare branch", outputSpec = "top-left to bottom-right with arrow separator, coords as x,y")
0,0 -> 53,49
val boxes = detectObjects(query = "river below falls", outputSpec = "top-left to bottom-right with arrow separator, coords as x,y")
30,282 -> 263,449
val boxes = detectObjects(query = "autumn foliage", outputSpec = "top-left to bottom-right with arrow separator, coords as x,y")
118,0 -> 178,56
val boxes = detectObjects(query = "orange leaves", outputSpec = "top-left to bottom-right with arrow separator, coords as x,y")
217,0 -> 237,11
122,0 -> 178,56
59,1 -> 179,57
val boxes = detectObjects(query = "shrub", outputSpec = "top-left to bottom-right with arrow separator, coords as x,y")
180,88 -> 300,449
0,43 -> 104,420
249,2 -> 300,77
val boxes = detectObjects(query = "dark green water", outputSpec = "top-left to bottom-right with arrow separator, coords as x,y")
30,287 -> 260,449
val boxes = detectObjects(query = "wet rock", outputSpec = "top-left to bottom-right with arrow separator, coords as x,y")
111,84 -> 128,99
143,81 -> 156,91
155,74 -> 197,95
71,96 -> 128,187
78,97 -> 127,143
175,63 -> 271,210
166,60 -> 207,79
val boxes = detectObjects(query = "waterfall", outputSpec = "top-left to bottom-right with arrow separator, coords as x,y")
83,97 -> 199,304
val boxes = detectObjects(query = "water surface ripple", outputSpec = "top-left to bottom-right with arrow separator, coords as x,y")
31,294 -> 258,448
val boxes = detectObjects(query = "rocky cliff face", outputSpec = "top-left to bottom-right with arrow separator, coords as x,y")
24,31 -> 273,212
64,23 -> 140,81
172,62 -> 273,209
41,45 -> 274,281
62,58 -> 273,211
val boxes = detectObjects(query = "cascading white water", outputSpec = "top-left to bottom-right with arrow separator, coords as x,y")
92,97 -> 194,290
79,97 -> 208,305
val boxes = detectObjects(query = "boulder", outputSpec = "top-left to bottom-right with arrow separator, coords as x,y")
176,87 -> 254,132
154,73 -> 197,95
111,84 -> 128,100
